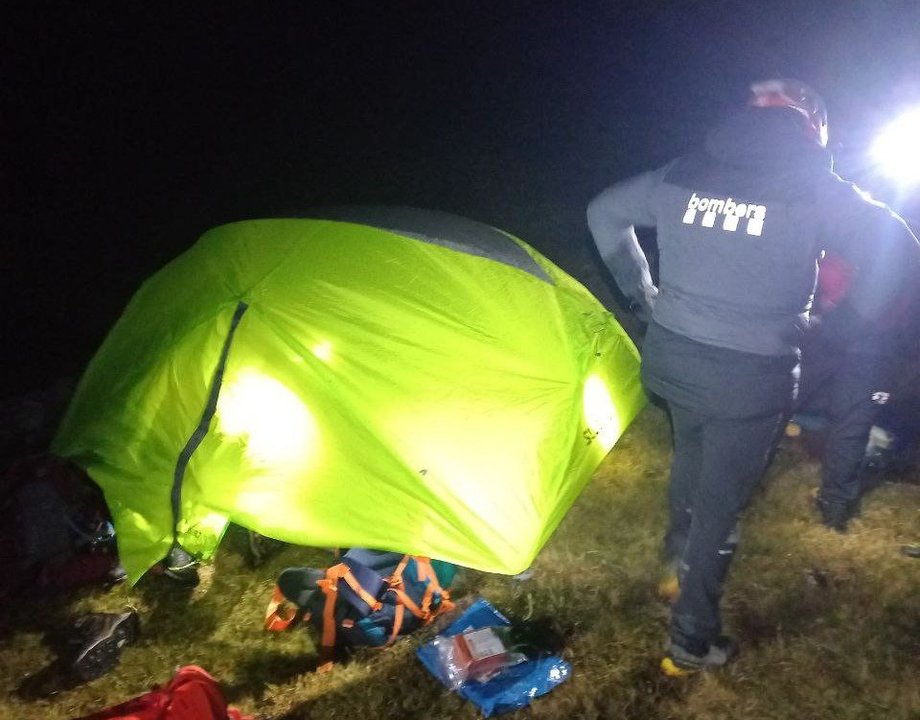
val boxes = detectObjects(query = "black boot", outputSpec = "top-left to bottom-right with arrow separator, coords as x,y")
816,497 -> 857,533
68,611 -> 140,681
161,545 -> 200,586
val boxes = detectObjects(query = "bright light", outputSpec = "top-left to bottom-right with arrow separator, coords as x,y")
312,341 -> 334,362
870,106 -> 920,187
582,375 -> 621,450
217,372 -> 318,465
196,511 -> 231,536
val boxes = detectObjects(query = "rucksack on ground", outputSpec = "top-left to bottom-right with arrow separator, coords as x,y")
1,455 -> 122,607
265,548 -> 457,668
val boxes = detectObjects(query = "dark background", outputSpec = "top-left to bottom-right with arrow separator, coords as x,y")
4,1 -> 920,399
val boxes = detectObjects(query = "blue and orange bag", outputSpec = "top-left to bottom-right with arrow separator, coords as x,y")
265,548 -> 456,668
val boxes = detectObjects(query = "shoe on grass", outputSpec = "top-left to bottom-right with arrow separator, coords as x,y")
162,545 -> 200,586
69,611 -> 140,681
816,497 -> 857,534
660,635 -> 739,677
106,563 -> 128,585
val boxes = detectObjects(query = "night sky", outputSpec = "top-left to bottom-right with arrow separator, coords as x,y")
5,1 -> 920,398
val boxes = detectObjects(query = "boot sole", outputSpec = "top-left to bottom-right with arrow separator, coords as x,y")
72,613 -> 139,681
660,656 -> 697,677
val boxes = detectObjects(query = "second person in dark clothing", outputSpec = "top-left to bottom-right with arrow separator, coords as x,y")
792,251 -> 919,531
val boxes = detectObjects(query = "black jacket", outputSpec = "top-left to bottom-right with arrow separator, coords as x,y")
587,107 -> 920,358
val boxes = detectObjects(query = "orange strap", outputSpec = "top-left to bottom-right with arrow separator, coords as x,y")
384,555 -> 426,621
316,596 -> 336,673
388,555 -> 412,588
385,556 -> 455,625
416,559 -> 437,616
388,603 -> 406,645
338,568 -> 384,614
311,556 -> 456,660
264,586 -> 299,632
317,562 -> 384,653
318,570 -> 341,651
415,556 -> 437,583
388,584 -> 426,619
414,557 -> 455,617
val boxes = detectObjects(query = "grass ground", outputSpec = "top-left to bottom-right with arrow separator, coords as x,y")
1,406 -> 918,719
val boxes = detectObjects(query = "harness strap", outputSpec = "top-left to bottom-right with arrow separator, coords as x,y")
388,554 -> 412,587
388,603 -> 406,645
317,562 -> 385,659
415,557 -> 455,617
291,555 -> 456,665
337,567 -> 384,613
388,584 -> 426,620
264,585 -> 298,632
317,566 -> 344,653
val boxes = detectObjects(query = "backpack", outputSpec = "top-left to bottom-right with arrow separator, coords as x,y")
265,548 -> 456,669
1,455 -> 120,601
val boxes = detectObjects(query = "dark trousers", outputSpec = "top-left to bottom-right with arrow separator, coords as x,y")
798,332 -> 894,504
664,404 -> 785,652
640,322 -> 796,654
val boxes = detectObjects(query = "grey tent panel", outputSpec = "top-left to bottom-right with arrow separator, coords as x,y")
307,206 -> 552,283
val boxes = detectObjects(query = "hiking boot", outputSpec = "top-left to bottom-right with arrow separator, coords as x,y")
661,635 -> 739,677
69,611 -> 140,681
816,497 -> 857,533
106,563 -> 128,585
161,545 -> 200,586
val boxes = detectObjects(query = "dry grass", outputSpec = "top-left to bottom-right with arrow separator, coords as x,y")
2,406 -> 918,719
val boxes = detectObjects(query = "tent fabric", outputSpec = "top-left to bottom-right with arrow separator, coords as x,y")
307,206 -> 552,280
52,210 -> 646,583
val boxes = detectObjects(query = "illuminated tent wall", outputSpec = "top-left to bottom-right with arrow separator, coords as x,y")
52,208 -> 646,583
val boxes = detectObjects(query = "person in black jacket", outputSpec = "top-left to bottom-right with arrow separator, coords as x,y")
586,78 -> 920,676
791,251 -> 919,531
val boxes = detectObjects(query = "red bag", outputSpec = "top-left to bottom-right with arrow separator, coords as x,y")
74,665 -> 252,720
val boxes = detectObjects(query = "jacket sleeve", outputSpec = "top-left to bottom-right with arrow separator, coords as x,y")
822,180 -> 920,326
586,164 -> 670,321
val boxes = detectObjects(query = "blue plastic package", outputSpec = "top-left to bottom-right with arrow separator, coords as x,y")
416,598 -> 571,717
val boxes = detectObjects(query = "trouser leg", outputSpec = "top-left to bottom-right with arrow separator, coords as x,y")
669,410 -> 785,653
663,407 -> 704,562
820,355 -> 892,505
796,333 -> 840,419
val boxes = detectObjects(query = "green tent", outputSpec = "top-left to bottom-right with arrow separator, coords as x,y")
52,208 -> 645,583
